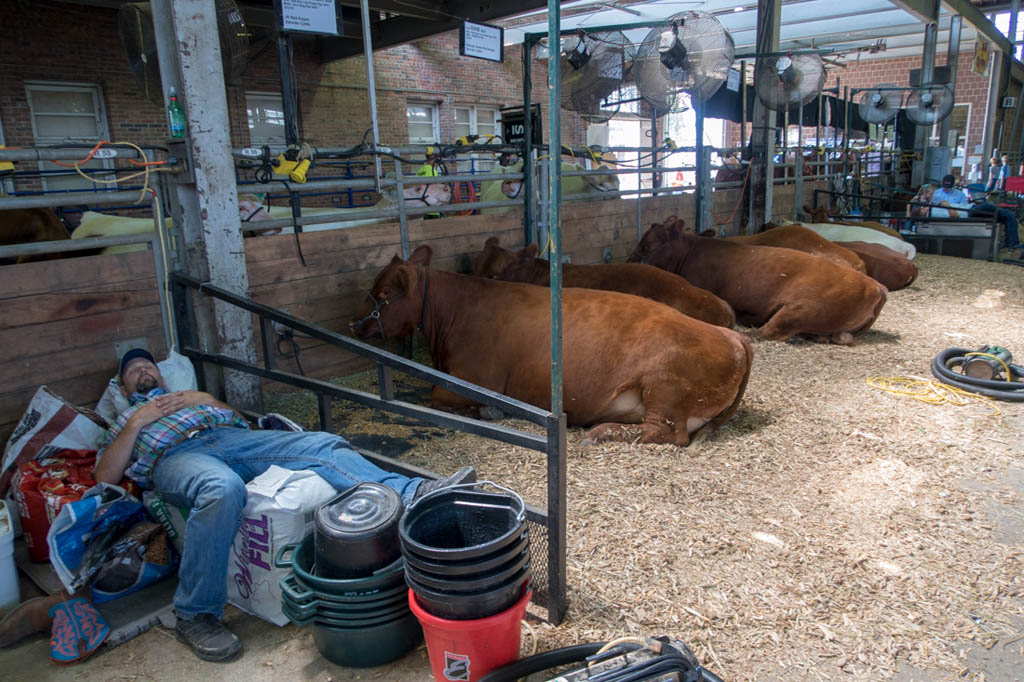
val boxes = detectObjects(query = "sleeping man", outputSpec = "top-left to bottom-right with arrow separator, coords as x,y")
93,348 -> 474,662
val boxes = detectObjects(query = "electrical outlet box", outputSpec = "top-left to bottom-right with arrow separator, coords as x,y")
114,338 -> 149,363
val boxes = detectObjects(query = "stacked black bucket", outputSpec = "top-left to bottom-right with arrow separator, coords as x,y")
400,483 -> 531,619
275,483 -> 421,667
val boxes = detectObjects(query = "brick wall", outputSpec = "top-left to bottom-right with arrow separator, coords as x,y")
0,1 -> 586,197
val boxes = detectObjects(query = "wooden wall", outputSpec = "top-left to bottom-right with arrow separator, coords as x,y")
0,190 -> 738,442
0,251 -> 167,442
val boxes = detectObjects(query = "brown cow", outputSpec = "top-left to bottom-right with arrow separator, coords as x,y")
836,241 -> 918,291
351,245 -> 754,445
0,208 -> 70,264
472,236 -> 517,279
628,217 -> 888,345
483,242 -> 735,328
726,225 -> 866,273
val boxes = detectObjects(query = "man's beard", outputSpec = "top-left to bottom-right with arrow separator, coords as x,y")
136,376 -> 159,394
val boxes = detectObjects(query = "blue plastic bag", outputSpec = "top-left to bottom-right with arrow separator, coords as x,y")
46,483 -> 147,592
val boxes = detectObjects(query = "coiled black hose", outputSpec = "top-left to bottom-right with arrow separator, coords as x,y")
476,641 -> 726,682
931,347 -> 1024,402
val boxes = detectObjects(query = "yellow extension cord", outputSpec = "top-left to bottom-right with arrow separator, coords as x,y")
866,376 -> 1002,416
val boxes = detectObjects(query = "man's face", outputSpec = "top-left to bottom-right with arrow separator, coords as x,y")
121,358 -> 164,396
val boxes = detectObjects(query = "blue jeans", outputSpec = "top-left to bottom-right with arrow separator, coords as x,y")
151,426 -> 423,619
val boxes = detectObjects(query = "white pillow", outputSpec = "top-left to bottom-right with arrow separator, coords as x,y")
94,348 -> 198,424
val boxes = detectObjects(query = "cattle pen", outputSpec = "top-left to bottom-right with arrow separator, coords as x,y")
2,0 -> 1024,680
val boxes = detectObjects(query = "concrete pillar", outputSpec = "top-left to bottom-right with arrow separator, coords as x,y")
152,0 -> 262,410
912,19 -> 938,187
748,0 -> 781,231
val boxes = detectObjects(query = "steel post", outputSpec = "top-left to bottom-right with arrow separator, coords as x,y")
394,158 -> 410,259
360,0 -> 384,189
749,0 -> 780,230
913,18 -> 938,186
939,15 -> 962,150
523,38 -> 535,248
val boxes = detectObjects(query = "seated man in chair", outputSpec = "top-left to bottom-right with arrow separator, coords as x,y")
93,348 -> 475,662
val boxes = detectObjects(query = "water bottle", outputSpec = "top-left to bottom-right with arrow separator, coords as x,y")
167,87 -> 185,138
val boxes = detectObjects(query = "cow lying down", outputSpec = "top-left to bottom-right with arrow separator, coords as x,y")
351,245 -> 753,446
629,217 -> 888,345
726,224 -> 867,273
473,238 -> 735,328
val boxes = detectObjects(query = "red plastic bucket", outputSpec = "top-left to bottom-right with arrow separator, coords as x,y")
408,586 -> 530,682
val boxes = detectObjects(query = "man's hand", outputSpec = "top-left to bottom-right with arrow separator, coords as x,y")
129,391 -> 189,428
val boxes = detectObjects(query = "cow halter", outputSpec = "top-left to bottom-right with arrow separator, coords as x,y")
351,264 -> 430,339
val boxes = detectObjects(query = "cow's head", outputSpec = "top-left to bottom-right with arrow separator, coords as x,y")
494,243 -> 541,282
472,237 -> 517,278
802,205 -> 832,224
238,194 -> 279,235
582,165 -> 620,193
350,245 -> 433,340
627,216 -> 687,266
402,181 -> 452,207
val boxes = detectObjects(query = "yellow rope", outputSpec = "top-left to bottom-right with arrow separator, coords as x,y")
866,376 -> 1002,416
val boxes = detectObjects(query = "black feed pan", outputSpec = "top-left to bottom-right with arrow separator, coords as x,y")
311,612 -> 422,668
400,487 -> 526,562
401,533 -> 530,576
407,568 -> 531,620
280,573 -> 409,608
282,598 -> 410,628
281,582 -> 409,621
404,551 -> 529,593
275,535 -> 404,597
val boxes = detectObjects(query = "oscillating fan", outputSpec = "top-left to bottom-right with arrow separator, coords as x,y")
905,83 -> 954,125
633,11 -> 735,116
559,31 -> 633,123
119,0 -> 251,106
858,84 -> 903,124
753,53 -> 825,111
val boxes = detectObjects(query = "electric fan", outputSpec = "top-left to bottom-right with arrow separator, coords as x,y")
753,53 -> 826,111
119,0 -> 251,106
905,83 -> 955,125
559,31 -> 634,123
632,11 -> 735,116
857,84 -> 903,124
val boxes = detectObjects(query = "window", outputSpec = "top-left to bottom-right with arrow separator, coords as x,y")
246,92 -> 286,146
407,102 -> 439,144
25,82 -> 113,192
453,105 -> 500,171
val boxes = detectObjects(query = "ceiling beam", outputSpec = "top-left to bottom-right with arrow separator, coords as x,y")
888,0 -> 938,22
317,0 -> 549,62
941,0 -> 1013,54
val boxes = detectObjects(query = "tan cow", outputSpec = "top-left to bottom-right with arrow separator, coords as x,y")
351,245 -> 753,446
628,217 -> 888,345
483,241 -> 736,328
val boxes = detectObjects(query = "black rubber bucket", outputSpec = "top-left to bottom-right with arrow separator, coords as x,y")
400,533 -> 530,577
282,597 -> 411,628
404,550 -> 529,593
407,569 -> 531,620
280,574 -> 410,622
399,483 -> 527,563
311,611 -> 422,668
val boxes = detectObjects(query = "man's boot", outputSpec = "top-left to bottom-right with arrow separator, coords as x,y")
0,592 -> 68,647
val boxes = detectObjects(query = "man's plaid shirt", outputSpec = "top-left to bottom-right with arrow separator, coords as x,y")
97,387 -> 248,489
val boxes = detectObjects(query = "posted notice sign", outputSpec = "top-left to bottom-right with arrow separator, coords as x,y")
280,0 -> 339,35
460,20 -> 504,63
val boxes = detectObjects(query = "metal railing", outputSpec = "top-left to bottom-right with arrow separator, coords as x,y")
170,272 -> 569,624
